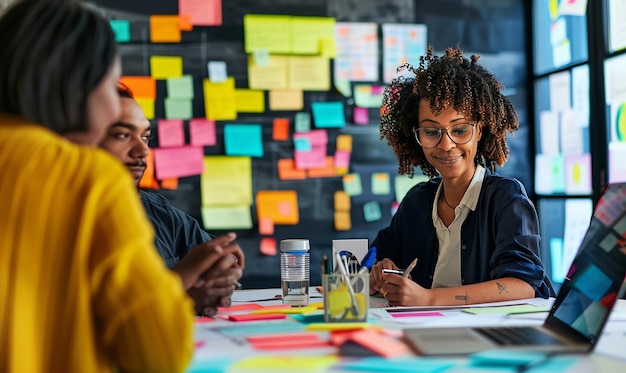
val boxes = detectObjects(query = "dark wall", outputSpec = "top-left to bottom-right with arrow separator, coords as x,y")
90,0 -> 530,288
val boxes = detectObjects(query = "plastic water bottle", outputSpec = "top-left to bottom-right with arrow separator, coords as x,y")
280,239 -> 310,306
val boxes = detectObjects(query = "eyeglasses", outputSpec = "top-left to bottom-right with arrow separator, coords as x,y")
412,123 -> 476,149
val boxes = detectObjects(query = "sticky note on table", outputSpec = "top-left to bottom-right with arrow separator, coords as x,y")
228,313 -> 287,322
463,304 -> 549,315
232,356 -> 338,373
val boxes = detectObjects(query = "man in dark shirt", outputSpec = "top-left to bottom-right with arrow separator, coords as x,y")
99,84 -> 244,315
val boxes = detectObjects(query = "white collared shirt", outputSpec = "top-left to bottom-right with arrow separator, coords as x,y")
431,165 -> 486,288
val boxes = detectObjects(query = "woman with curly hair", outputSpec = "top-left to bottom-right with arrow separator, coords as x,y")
370,46 -> 554,306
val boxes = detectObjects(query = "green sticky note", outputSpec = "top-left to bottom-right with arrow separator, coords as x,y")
343,173 -> 363,196
363,201 -> 382,222
164,98 -> 193,120
109,20 -> 130,43
372,172 -> 391,195
166,75 -> 194,99
294,112 -> 311,132
394,174 -> 428,202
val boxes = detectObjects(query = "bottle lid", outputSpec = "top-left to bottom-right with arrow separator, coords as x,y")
280,239 -> 310,252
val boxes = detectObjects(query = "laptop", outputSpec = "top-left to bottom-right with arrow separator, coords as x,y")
403,183 -> 626,355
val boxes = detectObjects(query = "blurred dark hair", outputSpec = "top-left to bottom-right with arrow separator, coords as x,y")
0,0 -> 118,134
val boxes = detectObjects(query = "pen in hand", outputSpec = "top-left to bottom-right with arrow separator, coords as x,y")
402,258 -> 418,278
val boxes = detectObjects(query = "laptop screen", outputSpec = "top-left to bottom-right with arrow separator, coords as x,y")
546,183 -> 626,343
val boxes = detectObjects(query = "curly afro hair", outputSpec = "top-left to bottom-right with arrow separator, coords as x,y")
380,46 -> 519,178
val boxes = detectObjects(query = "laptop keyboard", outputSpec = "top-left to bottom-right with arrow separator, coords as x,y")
476,327 -> 563,346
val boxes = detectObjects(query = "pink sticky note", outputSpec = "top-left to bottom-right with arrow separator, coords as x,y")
158,119 -> 185,147
189,118 -> 216,146
258,217 -> 274,235
260,237 -> 277,256
179,0 -> 222,26
294,146 -> 327,169
153,146 -> 204,179
353,107 -> 369,125
371,85 -> 383,95
334,150 -> 351,168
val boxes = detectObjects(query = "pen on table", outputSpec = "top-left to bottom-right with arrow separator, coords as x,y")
402,258 -> 418,278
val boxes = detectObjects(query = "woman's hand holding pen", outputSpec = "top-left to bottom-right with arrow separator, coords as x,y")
369,258 -> 400,295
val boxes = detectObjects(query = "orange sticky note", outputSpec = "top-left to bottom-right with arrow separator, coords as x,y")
160,178 -> 178,190
346,329 -> 411,358
256,190 -> 299,225
119,76 -> 156,99
334,211 -> 351,231
336,134 -> 352,152
258,217 -> 274,235
260,237 -> 277,256
149,15 -> 182,43
273,118 -> 290,141
307,156 -> 336,178
139,150 -> 159,189
277,159 -> 306,180
178,14 -> 193,31
334,191 -> 351,211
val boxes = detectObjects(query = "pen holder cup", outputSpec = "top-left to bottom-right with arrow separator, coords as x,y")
322,273 -> 369,323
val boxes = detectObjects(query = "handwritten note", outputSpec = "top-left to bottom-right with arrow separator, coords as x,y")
289,56 -> 330,91
291,16 -> 335,55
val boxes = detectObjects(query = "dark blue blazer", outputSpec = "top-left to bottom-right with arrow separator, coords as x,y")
372,172 -> 555,298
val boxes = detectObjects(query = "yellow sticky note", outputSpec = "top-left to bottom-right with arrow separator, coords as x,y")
203,77 -> 237,120
334,190 -> 351,211
255,190 -> 299,225
269,89 -> 303,111
247,55 -> 288,90
334,211 -> 351,231
336,134 -> 352,152
149,15 -> 181,43
243,14 -> 291,54
235,89 -> 265,113
150,56 -> 183,79
291,16 -> 335,55
233,356 -> 338,372
135,98 -> 155,119
319,36 -> 337,57
289,56 -> 330,91
201,156 -> 252,206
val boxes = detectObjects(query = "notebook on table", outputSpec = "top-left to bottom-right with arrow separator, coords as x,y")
403,183 -> 626,355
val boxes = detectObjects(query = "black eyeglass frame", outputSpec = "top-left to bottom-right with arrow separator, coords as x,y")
411,123 -> 476,149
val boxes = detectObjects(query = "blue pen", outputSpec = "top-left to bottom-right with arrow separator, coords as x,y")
357,246 -> 377,274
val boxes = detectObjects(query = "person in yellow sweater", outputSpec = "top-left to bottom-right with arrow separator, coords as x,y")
0,0 -> 222,372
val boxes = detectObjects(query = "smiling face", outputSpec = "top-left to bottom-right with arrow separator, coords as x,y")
99,97 -> 151,185
417,99 -> 482,184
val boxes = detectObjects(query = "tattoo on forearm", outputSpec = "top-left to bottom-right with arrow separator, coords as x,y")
454,292 -> 470,304
496,282 -> 509,294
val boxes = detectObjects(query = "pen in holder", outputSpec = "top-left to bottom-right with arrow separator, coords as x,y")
322,273 -> 369,323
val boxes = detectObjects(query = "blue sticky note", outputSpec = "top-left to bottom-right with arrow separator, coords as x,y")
342,356 -> 455,372
312,101 -> 346,128
109,20 -> 130,43
217,321 -> 305,336
186,358 -> 233,373
470,350 -> 547,367
294,137 -> 312,152
224,124 -> 264,157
